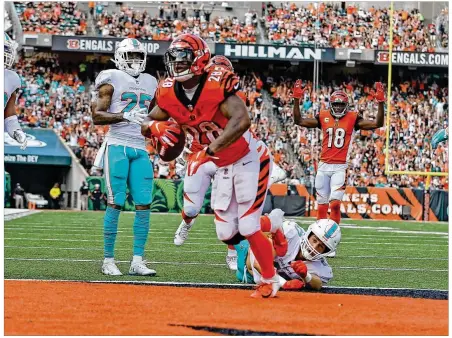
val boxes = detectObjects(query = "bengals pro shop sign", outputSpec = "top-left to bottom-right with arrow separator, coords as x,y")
375,50 -> 448,67
52,36 -> 170,55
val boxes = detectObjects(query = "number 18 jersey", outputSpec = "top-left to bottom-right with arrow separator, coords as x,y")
95,69 -> 157,150
317,110 -> 362,165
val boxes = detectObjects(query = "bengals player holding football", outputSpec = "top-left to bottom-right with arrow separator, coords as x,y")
292,80 -> 385,226
173,55 -> 286,272
142,34 -> 282,298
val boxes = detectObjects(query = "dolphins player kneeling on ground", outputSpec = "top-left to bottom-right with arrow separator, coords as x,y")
235,219 -> 341,291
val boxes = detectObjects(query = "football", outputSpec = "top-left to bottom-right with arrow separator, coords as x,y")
156,125 -> 186,162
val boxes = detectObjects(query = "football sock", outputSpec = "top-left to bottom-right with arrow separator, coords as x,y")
317,203 -> 329,220
247,230 -> 275,279
103,206 -> 120,258
182,210 -> 196,224
133,209 -> 150,256
330,200 -> 342,224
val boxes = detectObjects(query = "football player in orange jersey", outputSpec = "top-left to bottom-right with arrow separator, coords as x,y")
292,80 -> 385,226
142,34 -> 283,297
173,55 -> 286,273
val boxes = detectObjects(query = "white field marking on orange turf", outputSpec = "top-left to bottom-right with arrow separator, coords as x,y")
3,246 -> 448,261
4,278 -> 449,293
4,257 -> 448,272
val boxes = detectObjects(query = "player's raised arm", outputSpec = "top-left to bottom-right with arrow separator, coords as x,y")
292,80 -> 319,128
210,94 -> 251,154
355,82 -> 385,130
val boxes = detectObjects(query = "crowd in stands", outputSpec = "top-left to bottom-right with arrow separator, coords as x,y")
94,4 -> 258,43
12,47 -> 448,189
269,72 -> 448,190
15,2 -> 87,35
264,2 -> 440,52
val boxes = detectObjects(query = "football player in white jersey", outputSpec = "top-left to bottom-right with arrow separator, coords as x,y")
92,38 -> 158,276
235,219 -> 341,292
4,33 -> 27,149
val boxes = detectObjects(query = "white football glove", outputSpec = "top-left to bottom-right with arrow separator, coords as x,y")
123,107 -> 148,125
13,130 -> 27,150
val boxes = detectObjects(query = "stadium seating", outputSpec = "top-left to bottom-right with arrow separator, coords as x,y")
94,5 -> 257,43
264,3 -> 439,51
14,2 -> 87,35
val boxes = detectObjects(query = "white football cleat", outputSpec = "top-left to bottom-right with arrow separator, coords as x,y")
129,258 -> 156,276
226,254 -> 238,271
102,258 -> 122,276
267,208 -> 285,231
174,219 -> 195,246
270,164 -> 287,185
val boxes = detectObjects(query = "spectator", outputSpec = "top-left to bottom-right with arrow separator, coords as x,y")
90,184 -> 104,211
13,183 -> 25,209
49,183 -> 61,209
80,181 -> 89,210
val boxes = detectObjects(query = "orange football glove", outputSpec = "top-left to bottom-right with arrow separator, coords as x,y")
187,147 -> 218,176
147,121 -> 181,149
290,260 -> 308,278
282,279 -> 305,290
292,79 -> 305,100
374,82 -> 385,103
272,229 -> 288,257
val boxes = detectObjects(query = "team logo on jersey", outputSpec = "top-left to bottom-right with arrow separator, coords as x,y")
376,51 -> 390,63
324,118 -> 329,123
67,39 -> 80,50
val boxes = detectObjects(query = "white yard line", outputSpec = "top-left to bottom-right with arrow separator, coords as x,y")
4,245 -> 448,261
4,257 -> 448,272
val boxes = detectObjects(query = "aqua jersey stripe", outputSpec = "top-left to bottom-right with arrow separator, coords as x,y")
324,223 -> 338,239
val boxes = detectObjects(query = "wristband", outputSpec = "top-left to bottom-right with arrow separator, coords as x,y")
304,272 -> 312,283
5,115 -> 21,137
206,147 -> 215,156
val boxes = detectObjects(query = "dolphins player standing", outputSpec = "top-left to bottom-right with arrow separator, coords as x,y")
93,38 -> 157,276
4,33 -> 27,149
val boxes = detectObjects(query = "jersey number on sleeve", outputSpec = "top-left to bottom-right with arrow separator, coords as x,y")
121,92 -> 153,112
326,127 -> 346,148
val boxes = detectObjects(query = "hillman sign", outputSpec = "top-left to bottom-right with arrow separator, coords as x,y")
375,51 -> 448,67
215,44 -> 335,62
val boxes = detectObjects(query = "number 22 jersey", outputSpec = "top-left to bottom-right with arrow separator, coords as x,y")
156,67 -> 253,167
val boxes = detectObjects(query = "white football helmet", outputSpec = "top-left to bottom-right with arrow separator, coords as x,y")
4,32 -> 17,69
112,38 -> 147,77
300,219 -> 341,261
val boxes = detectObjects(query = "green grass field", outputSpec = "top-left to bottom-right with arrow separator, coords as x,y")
4,211 -> 449,290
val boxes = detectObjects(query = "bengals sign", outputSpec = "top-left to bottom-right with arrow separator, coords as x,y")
375,50 -> 448,67
269,185 -> 448,221
52,36 -> 170,55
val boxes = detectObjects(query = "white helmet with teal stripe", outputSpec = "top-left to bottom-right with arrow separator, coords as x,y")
300,219 -> 341,261
113,38 -> 147,76
4,32 -> 17,69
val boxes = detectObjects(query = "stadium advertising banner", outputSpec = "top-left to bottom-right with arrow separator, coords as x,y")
215,44 -> 335,62
52,36 -> 170,55
375,50 -> 448,67
4,129 -> 71,166
270,185 -> 448,222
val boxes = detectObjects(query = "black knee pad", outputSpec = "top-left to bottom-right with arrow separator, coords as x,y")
222,232 -> 246,246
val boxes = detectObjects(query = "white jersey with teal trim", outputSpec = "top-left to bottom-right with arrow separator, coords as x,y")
273,221 -> 333,285
94,69 -> 157,150
4,69 -> 21,105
